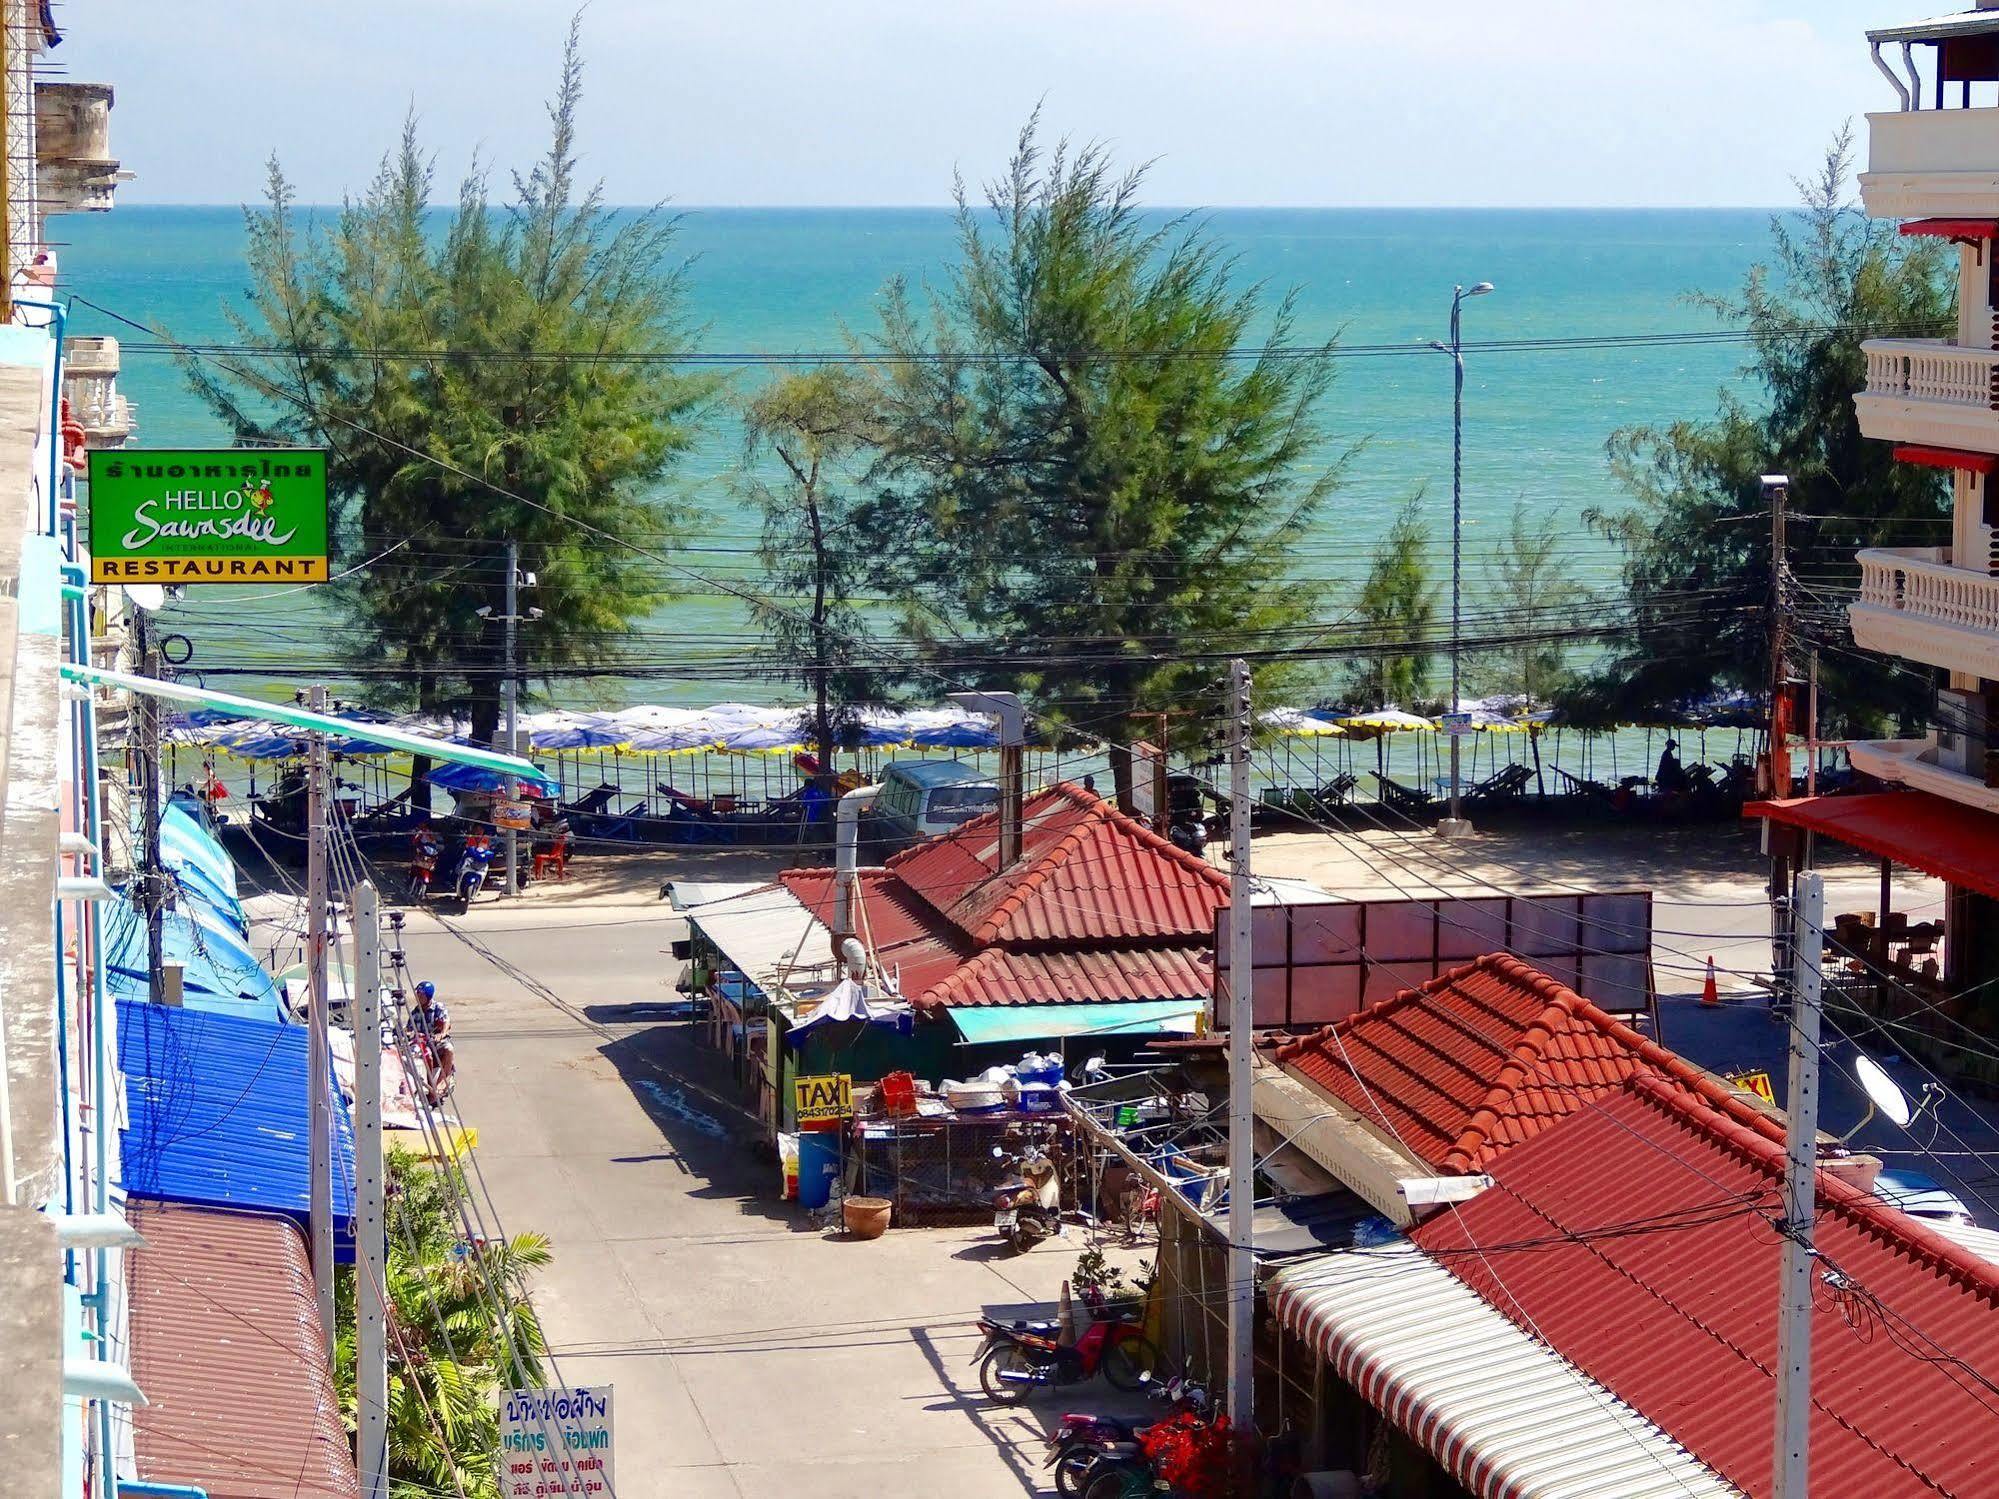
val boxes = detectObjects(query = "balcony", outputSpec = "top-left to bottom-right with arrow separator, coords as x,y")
34,83 -> 124,216
1860,107 -> 1999,219
1848,736 -> 1999,817
1851,546 -> 1999,679
1856,339 -> 1999,451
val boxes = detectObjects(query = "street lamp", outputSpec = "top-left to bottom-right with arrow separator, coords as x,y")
1429,281 -> 1493,838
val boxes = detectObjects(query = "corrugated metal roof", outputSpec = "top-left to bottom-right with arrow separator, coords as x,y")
888,782 -> 1230,946
1410,1075 -> 1999,1498
118,1001 -> 355,1254
1269,1241 -> 1738,1499
128,1201 -> 361,1499
1271,954 -> 1759,1172
680,880 -> 832,997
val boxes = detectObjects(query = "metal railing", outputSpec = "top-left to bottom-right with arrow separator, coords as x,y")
1862,339 -> 1999,410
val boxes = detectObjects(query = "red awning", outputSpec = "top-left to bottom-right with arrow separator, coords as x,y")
1894,444 -> 1999,475
1900,218 -> 1999,240
1746,791 -> 1999,900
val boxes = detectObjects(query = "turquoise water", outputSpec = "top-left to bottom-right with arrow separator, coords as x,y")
60,206 -> 1777,705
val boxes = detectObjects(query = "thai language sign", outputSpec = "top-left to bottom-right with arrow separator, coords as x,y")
87,448 -> 329,585
795,1072 -> 853,1125
499,1385 -> 614,1497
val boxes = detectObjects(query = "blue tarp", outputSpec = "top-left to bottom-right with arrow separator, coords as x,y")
948,1000 -> 1204,1046
101,897 -> 286,1022
429,760 -> 558,796
118,1000 -> 355,1259
158,799 -> 242,919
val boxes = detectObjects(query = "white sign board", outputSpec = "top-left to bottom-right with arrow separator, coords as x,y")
500,1386 -> 614,1497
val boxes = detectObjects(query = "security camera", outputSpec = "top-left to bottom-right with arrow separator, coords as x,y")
522,570 -> 538,587
528,607 -> 545,621
475,605 -> 492,619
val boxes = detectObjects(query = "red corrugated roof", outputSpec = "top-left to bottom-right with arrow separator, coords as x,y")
1410,1075 -> 1999,1499
887,782 -> 1231,946
1749,790 -> 1999,902
1271,954 -> 1774,1172
780,864 -> 1217,1009
128,1202 -> 360,1499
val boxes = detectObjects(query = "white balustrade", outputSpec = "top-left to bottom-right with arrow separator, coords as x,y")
1857,547 -> 1999,633
1862,339 -> 1999,409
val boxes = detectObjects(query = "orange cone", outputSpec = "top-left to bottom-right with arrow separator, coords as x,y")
1701,956 -> 1720,1007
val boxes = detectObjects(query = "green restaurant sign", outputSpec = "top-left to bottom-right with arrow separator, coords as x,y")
88,448 -> 330,585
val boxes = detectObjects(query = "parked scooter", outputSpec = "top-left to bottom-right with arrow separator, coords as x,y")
407,825 -> 443,902
453,832 -> 496,905
1045,1379 -> 1209,1499
991,1135 -> 1062,1254
974,1305 -> 1158,1405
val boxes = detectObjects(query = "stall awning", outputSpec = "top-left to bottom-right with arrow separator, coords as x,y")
681,880 -> 830,998
1747,791 -> 1999,901
1898,218 -> 1999,241
1893,443 -> 1999,474
1268,1242 -> 1737,1499
948,999 -> 1202,1046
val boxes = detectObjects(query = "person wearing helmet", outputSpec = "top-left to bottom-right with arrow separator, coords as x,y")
413,981 -> 455,1105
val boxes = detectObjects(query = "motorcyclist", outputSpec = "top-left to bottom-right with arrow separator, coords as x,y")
412,981 -> 456,1105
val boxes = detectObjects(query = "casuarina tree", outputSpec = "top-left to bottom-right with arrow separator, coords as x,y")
1581,130 -> 1952,733
187,17 -> 708,791
863,114 -> 1348,806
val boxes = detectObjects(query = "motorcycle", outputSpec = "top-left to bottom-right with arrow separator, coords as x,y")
407,828 -> 443,902
991,1136 -> 1062,1254
1045,1379 -> 1209,1499
974,1305 -> 1159,1405
453,833 -> 496,906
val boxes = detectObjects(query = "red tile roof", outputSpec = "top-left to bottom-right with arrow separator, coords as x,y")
128,1202 -> 360,1499
1410,1075 -> 1999,1499
1271,953 -> 1772,1172
780,864 -> 1217,1009
887,781 -> 1231,946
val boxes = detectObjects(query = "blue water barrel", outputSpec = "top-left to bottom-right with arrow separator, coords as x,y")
797,1129 -> 839,1210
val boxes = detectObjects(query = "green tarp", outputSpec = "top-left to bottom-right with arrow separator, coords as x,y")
946,1000 -> 1203,1047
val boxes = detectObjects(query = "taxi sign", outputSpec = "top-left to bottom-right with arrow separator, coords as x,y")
795,1073 -> 853,1125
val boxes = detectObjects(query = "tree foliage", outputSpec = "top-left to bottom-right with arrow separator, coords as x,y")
738,367 -> 883,776
335,1149 -> 551,1499
1344,498 -> 1436,709
862,114 -> 1347,798
1581,130 -> 1952,732
189,18 -> 709,748
1473,499 -> 1581,708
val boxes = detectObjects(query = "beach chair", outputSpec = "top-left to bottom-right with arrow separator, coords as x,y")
1369,771 -> 1434,815
1462,762 -> 1534,808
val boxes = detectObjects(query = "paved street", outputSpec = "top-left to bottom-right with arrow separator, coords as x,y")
397,899 -> 1128,1499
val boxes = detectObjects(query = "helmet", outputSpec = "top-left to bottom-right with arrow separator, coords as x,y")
415,980 -> 436,1001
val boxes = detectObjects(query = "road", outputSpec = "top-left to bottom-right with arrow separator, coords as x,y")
398,898 -> 1121,1499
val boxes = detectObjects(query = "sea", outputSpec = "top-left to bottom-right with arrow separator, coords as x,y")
59,205 -> 1781,713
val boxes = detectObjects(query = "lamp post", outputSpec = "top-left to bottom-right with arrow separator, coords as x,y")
1431,280 -> 1493,838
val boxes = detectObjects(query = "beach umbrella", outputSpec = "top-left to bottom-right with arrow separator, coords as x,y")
1333,707 -> 1435,733
427,761 -> 559,796
618,705 -> 721,753
525,709 -> 625,750
715,712 -> 812,754
1259,707 -> 1345,737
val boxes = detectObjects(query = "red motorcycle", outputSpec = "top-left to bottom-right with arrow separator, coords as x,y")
1045,1378 -> 1208,1499
407,826 -> 442,902
975,1306 -> 1158,1405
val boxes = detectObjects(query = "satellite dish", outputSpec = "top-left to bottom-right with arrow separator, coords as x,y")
124,583 -> 166,612
1855,1052 -> 1914,1130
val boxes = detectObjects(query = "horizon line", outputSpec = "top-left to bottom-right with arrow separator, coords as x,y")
99,200 -> 1801,214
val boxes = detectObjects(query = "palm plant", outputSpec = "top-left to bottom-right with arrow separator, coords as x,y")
337,1149 -> 553,1499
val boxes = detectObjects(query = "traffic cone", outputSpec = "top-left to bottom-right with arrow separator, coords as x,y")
1701,956 -> 1720,1007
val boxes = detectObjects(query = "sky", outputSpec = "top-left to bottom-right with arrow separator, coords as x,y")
61,0 -> 1945,208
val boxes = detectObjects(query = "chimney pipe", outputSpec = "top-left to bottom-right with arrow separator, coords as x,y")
832,784 -> 880,946
948,691 -> 1026,870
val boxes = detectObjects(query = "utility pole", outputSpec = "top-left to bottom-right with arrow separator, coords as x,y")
947,690 -> 1025,870
305,683 -> 335,1343
1433,281 -> 1493,839
503,540 -> 521,898
350,881 -> 388,1499
1763,474 -> 1793,799
1772,871 -> 1825,1499
1225,659 -> 1256,1431
133,609 -> 166,1004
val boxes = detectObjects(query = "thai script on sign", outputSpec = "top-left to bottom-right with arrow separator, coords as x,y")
499,1384 -> 614,1498
504,1388 -> 610,1424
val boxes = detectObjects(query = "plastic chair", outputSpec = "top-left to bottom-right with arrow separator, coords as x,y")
532,833 -> 571,882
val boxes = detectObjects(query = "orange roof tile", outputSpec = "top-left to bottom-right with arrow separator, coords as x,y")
1271,953 -> 1770,1172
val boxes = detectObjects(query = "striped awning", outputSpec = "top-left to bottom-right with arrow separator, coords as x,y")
1268,1242 -> 1738,1499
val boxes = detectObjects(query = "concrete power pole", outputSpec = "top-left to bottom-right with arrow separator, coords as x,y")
1225,659 -> 1256,1430
134,612 -> 166,1005
1772,871 -> 1825,1499
305,683 -> 335,1343
502,539 -> 520,898
350,881 -> 388,1499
